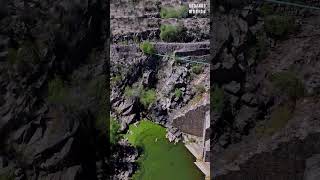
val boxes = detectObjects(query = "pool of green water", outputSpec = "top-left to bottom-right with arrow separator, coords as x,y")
125,120 -> 204,180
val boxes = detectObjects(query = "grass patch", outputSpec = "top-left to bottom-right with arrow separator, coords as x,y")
7,48 -> 18,65
160,24 -> 184,42
124,86 -> 142,98
0,172 -> 14,180
160,5 -> 188,19
87,76 -> 105,100
248,32 -> 269,64
111,74 -> 122,86
260,4 -> 273,16
125,86 -> 157,108
191,64 -> 203,74
48,74 -> 106,109
140,41 -> 156,55
110,117 -> 121,144
140,89 -> 157,107
270,71 -> 305,100
255,104 -> 293,136
212,86 -> 225,113
48,76 -> 69,104
125,120 -> 204,180
95,115 -> 122,144
95,112 -> 108,136
264,15 -> 296,39
7,41 -> 41,65
174,88 -> 183,98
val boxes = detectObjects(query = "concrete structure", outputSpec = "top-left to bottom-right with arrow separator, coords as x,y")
171,103 -> 210,179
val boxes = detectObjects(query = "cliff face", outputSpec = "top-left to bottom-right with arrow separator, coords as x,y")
211,1 -> 320,179
0,0 -> 110,179
110,0 -> 210,179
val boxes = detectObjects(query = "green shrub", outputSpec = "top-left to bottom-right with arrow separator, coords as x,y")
95,112 -> 108,136
7,41 -> 40,65
174,88 -> 183,98
191,65 -> 203,74
160,5 -> 188,19
259,4 -> 273,16
270,71 -> 305,99
87,75 -> 106,109
95,115 -> 122,144
256,104 -> 293,136
111,75 -> 122,85
48,77 -> 68,104
0,172 -> 14,180
7,48 -> 18,65
110,118 -> 122,144
124,86 -> 142,98
249,32 -> 269,62
87,76 -> 105,98
160,24 -> 183,42
124,86 -> 157,107
140,89 -> 157,107
264,15 -> 296,38
212,87 -> 225,113
140,41 -> 156,55
255,33 -> 269,60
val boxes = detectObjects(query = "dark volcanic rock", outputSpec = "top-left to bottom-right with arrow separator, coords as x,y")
224,81 -> 241,95
212,2 -> 320,179
38,165 -> 82,180
0,0 -> 108,179
304,154 -> 320,180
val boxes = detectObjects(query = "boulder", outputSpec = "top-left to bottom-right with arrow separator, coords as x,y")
120,114 -> 136,131
304,154 -> 320,180
222,50 -> 236,70
241,93 -> 258,106
224,81 -> 241,94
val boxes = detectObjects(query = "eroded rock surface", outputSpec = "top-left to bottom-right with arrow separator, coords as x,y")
212,1 -> 320,179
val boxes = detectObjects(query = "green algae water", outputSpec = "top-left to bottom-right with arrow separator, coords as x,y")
125,120 -> 204,180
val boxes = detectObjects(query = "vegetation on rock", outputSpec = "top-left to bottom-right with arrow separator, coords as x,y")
95,112 -> 108,136
160,5 -> 188,19
191,64 -> 203,74
125,86 -> 142,98
125,86 -> 157,107
140,41 -> 156,55
110,118 -> 122,144
264,15 -> 296,38
140,89 -> 157,107
7,48 -> 18,65
195,84 -> 206,95
174,88 -> 183,98
259,4 -> 273,16
7,41 -> 41,65
48,76 -> 68,104
212,86 -> 225,113
0,172 -> 14,180
87,75 -> 105,100
111,74 -> 122,86
160,24 -> 184,42
270,71 -> 305,100
249,32 -> 269,62
255,104 -> 293,136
